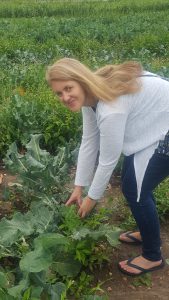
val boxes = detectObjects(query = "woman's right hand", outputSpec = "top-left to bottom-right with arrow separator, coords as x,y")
65,186 -> 83,207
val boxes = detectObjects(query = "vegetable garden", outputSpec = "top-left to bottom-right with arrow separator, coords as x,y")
0,0 -> 169,299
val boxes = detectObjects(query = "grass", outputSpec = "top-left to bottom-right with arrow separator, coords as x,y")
1,0 -> 169,18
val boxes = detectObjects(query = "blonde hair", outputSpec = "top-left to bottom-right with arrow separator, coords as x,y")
46,58 -> 143,101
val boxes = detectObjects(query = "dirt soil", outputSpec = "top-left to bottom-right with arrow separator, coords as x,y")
95,224 -> 169,300
0,167 -> 169,300
95,178 -> 169,300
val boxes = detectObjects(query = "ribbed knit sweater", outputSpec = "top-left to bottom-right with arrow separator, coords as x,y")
75,72 -> 169,201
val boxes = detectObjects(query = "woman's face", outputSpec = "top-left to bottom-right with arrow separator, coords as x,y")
51,80 -> 86,112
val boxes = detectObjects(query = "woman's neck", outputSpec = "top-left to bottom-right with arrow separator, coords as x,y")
84,96 -> 98,107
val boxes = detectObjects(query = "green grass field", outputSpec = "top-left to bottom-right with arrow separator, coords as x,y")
1,0 -> 169,99
1,0 -> 169,156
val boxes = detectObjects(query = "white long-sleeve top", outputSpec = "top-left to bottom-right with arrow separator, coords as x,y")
75,72 -> 169,201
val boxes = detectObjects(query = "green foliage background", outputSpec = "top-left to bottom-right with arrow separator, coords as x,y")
0,1 -> 169,298
1,0 -> 169,157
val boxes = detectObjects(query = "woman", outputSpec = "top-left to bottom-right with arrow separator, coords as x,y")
46,57 -> 169,276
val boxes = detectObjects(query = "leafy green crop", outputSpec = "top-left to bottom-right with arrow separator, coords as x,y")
0,93 -> 81,158
1,0 -> 169,160
0,135 -> 121,299
4,134 -> 72,204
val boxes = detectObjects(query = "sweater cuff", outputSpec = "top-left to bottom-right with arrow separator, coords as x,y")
87,192 -> 101,202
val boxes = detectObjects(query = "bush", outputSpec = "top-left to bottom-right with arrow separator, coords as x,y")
0,93 -> 82,158
155,178 -> 169,222
0,107 -> 12,160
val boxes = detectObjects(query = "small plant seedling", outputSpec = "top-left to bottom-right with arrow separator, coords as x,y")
132,273 -> 152,287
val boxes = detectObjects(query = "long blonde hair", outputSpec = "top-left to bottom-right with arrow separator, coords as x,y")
46,58 -> 143,101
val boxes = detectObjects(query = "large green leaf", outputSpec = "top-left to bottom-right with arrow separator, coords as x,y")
105,230 -> 121,247
0,204 -> 56,250
20,248 -> 53,273
25,155 -> 46,170
4,142 -> 28,174
72,225 -> 121,247
52,255 -> 81,277
20,233 -> 69,273
71,228 -> 91,240
4,134 -> 70,200
34,233 -> 69,250
0,272 -> 8,288
8,279 -> 28,298
26,134 -> 50,165
49,282 -> 66,300
26,206 -> 55,234
0,213 -> 34,246
31,286 -> 43,298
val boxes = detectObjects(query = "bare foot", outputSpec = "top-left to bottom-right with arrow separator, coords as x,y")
119,255 -> 162,275
119,231 -> 142,243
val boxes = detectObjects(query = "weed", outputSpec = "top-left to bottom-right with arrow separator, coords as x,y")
132,273 -> 152,288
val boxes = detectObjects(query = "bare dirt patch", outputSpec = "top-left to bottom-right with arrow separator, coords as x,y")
94,227 -> 169,300
0,164 -> 16,217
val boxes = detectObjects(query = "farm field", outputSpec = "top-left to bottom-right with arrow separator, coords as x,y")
0,0 -> 169,299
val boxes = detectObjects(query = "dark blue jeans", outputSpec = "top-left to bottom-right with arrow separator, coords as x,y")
121,152 -> 169,261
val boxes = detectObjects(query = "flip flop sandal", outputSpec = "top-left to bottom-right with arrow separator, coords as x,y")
119,231 -> 142,245
118,256 -> 165,276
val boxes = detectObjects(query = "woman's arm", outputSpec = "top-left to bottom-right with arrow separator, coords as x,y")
66,107 -> 99,210
88,112 -> 128,200
74,107 -> 100,187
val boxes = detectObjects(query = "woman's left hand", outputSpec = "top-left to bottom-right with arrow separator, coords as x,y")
78,197 -> 97,218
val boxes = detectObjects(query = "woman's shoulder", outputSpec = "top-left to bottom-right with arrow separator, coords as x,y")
97,96 -> 133,116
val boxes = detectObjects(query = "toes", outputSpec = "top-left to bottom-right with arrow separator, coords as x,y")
123,265 -> 140,274
119,232 -> 129,240
119,259 -> 141,274
119,260 -> 128,267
